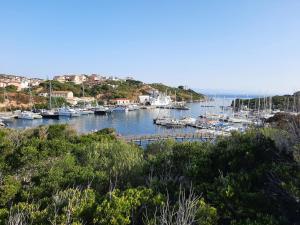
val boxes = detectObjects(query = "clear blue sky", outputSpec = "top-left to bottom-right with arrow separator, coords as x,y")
1,0 -> 299,94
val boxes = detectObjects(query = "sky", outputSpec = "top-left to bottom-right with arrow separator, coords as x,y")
0,0 -> 300,94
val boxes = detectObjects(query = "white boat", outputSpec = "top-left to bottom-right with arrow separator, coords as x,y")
33,113 -> 43,119
0,114 -> 16,121
127,104 -> 140,111
58,107 -> 81,117
153,116 -> 172,125
0,120 -> 6,127
79,109 -> 94,115
228,117 -> 252,124
164,119 -> 186,128
18,111 -> 35,120
149,93 -> 172,106
180,117 -> 196,125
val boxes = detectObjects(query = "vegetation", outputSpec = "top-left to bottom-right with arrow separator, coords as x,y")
0,122 -> 299,224
38,79 -> 204,102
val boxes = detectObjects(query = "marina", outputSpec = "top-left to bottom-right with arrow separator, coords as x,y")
0,96 -> 277,137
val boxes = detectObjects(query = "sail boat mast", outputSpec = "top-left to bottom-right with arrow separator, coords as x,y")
49,80 -> 52,109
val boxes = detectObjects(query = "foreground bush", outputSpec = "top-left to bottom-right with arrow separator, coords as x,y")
0,125 -> 299,224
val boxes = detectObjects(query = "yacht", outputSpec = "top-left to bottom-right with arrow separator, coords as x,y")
33,113 -> 43,119
18,111 -> 35,120
41,109 -> 59,119
79,109 -> 94,115
164,119 -> 186,128
58,107 -> 80,117
180,117 -> 196,125
94,106 -> 110,115
149,93 -> 172,106
0,114 -> 17,122
127,104 -> 140,111
112,106 -> 128,112
153,116 -> 172,125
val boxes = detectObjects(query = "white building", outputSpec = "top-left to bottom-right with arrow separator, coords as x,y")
111,98 -> 131,105
52,91 -> 74,99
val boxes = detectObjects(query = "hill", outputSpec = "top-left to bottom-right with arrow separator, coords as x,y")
38,79 -> 204,102
0,79 -> 204,110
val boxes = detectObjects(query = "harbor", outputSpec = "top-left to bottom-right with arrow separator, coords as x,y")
0,95 -> 288,138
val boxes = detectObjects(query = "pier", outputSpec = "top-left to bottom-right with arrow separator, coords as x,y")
120,132 -> 223,146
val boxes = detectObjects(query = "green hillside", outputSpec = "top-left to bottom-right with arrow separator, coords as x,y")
37,79 -> 204,102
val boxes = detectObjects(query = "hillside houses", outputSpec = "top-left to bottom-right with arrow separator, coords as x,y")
53,74 -> 128,85
0,74 -> 43,90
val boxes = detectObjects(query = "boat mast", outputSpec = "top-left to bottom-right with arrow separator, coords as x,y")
82,83 -> 85,108
258,97 -> 261,115
29,87 -> 34,111
293,93 -> 296,113
49,80 -> 52,109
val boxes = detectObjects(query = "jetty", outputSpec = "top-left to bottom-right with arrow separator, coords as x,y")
120,131 -> 226,145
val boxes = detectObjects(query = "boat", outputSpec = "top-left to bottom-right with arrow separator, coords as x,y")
58,107 -> 81,117
79,83 -> 95,115
79,109 -> 94,115
18,111 -> 35,120
228,117 -> 252,124
33,113 -> 43,119
180,117 -> 196,125
149,93 -> 172,106
112,106 -> 128,112
127,104 -> 140,111
0,119 -> 6,127
41,80 -> 60,119
164,119 -> 186,128
154,116 -> 174,126
94,106 -> 110,115
0,114 -> 17,122
41,110 -> 59,119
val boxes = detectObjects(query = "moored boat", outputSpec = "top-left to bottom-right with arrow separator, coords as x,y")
94,106 -> 110,115
41,110 -> 59,119
58,107 -> 81,117
18,111 -> 35,120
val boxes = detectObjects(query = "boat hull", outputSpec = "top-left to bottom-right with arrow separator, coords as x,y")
42,114 -> 59,119
94,110 -> 107,115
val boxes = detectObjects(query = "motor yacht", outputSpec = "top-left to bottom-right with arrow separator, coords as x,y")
58,107 -> 80,117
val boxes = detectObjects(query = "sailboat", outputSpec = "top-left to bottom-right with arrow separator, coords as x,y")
41,80 -> 60,119
79,83 -> 94,115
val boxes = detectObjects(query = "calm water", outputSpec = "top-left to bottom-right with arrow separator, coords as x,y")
6,99 -> 233,136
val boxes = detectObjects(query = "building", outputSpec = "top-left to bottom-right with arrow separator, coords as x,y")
38,93 -> 48,97
111,98 -> 131,105
87,74 -> 106,84
69,75 -> 87,84
29,78 -> 43,87
53,75 -> 66,83
52,91 -> 74,99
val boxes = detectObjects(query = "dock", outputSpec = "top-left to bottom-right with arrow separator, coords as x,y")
120,131 -> 224,146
